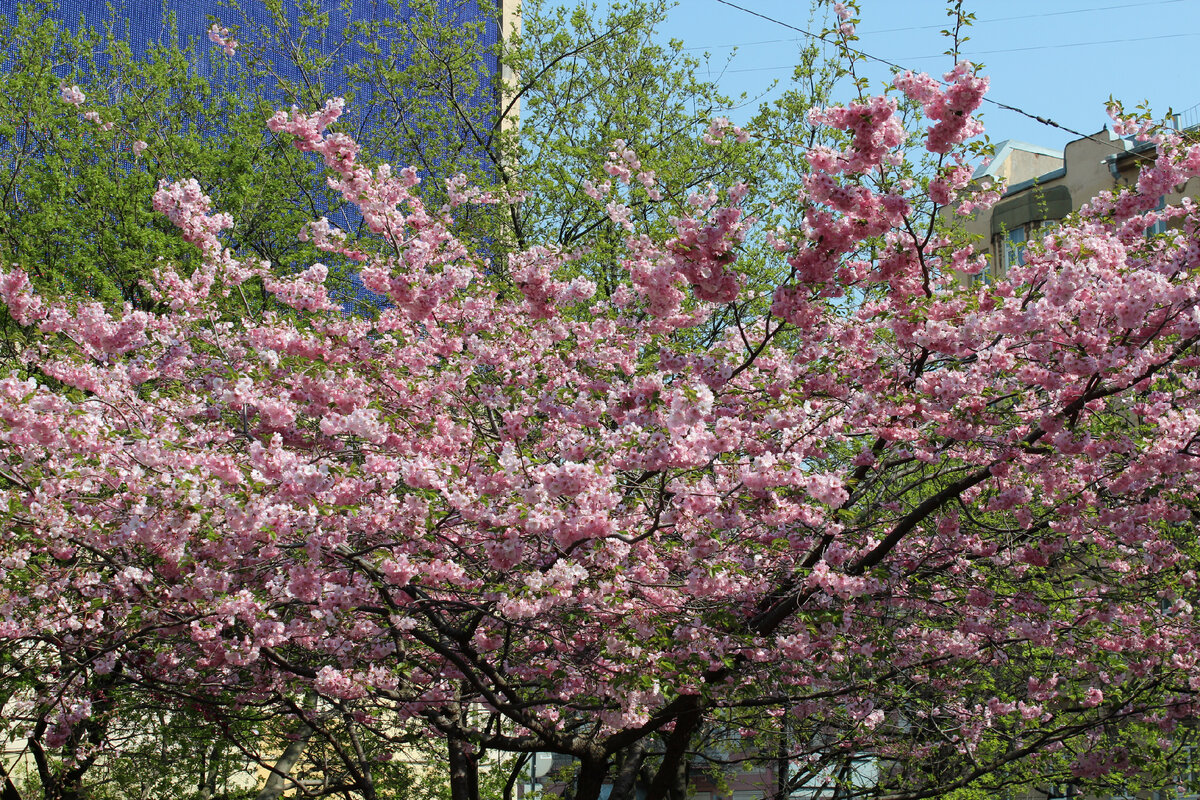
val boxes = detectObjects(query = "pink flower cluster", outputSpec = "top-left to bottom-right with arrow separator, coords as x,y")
152,178 -> 233,256
5,61 -> 1200,794
207,23 -> 238,56
59,84 -> 85,105
703,117 -> 750,146
808,96 -> 904,174
894,61 -> 988,154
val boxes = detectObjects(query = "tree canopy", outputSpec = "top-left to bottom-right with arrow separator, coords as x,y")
4,3 -> 1200,800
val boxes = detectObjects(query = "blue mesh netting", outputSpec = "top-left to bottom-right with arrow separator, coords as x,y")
4,0 -> 501,314
26,0 -> 501,137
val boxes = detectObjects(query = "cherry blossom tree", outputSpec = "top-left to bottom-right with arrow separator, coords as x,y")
3,38 -> 1200,800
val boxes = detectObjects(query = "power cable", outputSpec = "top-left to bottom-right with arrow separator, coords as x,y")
711,0 -> 1161,161
685,0 -> 1184,51
719,33 -> 1200,72
871,0 -> 1184,35
910,32 -> 1199,60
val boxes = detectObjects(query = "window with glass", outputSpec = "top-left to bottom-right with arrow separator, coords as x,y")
992,220 -> 1062,278
1149,195 -> 1169,236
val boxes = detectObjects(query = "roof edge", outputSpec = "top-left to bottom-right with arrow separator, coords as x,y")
973,139 -> 1065,180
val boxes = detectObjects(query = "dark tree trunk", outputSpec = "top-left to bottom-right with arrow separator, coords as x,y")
609,741 -> 647,800
775,721 -> 789,800
29,732 -> 87,800
664,755 -> 689,800
199,740 -> 224,800
501,753 -> 530,800
39,776 -> 84,800
573,757 -> 609,800
448,736 -> 480,800
643,696 -> 704,800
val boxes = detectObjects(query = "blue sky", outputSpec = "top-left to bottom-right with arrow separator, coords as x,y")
653,0 -> 1200,154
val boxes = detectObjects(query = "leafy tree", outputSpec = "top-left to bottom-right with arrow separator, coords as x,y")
0,1 -> 829,797
5,14 -> 1200,797
0,0 -> 784,318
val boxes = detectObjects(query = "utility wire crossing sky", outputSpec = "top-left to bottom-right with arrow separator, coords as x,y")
659,0 -> 1200,151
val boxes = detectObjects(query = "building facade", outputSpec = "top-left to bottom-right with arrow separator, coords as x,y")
960,109 -> 1200,282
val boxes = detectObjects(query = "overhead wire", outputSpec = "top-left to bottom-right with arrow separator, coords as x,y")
685,0 -> 1184,50
719,32 -> 1200,72
710,0 -> 1164,163
868,0 -> 1184,35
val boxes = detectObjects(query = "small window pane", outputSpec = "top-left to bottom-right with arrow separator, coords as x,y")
1003,226 -> 1027,269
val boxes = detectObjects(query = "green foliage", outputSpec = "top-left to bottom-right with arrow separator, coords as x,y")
13,2 -> 1191,799
0,2 -> 336,316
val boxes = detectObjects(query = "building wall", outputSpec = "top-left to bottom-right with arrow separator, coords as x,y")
960,128 -> 1200,281
981,140 -> 1065,187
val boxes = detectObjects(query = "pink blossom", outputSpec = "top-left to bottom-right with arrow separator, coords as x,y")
59,84 -> 85,105
207,23 -> 238,56
5,66 -> 1200,797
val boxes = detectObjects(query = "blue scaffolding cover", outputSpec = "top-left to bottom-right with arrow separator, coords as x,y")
3,0 -> 502,312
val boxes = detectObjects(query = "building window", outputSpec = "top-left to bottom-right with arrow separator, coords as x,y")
1148,195 -> 1168,237
1000,225 -> 1027,271
992,220 -> 1061,278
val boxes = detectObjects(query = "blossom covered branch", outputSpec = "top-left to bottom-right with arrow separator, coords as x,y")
3,57 -> 1200,800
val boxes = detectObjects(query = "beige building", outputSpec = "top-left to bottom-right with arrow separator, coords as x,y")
959,114 -> 1200,281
